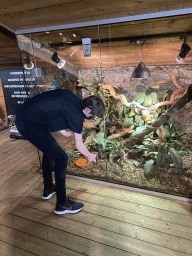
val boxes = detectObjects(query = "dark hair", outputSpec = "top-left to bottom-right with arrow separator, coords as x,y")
83,95 -> 105,118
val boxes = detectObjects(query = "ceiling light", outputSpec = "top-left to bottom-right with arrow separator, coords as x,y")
176,36 -> 191,63
51,51 -> 65,69
131,41 -> 151,79
23,54 -> 34,70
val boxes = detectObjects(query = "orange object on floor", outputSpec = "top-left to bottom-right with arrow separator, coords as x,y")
75,158 -> 90,167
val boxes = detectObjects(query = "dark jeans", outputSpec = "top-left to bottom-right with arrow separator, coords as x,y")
16,124 -> 68,204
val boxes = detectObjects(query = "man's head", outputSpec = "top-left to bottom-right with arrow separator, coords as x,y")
82,95 -> 105,119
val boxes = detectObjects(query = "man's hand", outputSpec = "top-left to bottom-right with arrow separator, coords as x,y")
59,130 -> 74,137
74,133 -> 97,162
88,153 -> 97,163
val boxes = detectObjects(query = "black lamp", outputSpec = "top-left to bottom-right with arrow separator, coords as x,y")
176,36 -> 191,63
131,41 -> 151,79
131,62 -> 151,79
51,51 -> 65,69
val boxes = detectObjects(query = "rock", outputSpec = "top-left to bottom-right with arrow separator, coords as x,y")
107,162 -> 123,177
171,176 -> 182,185
168,167 -> 179,175
133,160 -> 140,167
127,149 -> 143,160
99,161 -> 107,171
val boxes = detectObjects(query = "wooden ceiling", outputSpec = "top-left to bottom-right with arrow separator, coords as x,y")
1,0 -> 192,70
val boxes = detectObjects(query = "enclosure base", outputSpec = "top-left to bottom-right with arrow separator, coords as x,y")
66,174 -> 192,203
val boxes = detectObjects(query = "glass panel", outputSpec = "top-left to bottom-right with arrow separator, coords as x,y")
97,23 -> 192,198
16,18 -> 192,198
16,26 -> 109,182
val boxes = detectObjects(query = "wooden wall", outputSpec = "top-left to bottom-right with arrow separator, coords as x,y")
0,33 -> 22,70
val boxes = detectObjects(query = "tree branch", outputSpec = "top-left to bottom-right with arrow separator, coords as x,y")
123,84 -> 192,144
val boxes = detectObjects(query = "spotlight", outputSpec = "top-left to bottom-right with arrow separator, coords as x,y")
23,54 -> 34,70
51,51 -> 65,69
82,38 -> 91,57
176,37 -> 191,63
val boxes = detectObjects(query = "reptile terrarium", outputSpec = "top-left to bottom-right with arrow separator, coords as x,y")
16,16 -> 192,199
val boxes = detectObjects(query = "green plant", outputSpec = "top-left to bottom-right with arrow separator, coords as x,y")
108,140 -> 127,164
117,92 -> 160,135
80,69 -> 117,134
92,132 -> 130,164
137,140 -> 187,177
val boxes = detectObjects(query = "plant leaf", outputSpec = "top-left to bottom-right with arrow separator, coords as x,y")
123,117 -> 133,127
134,93 -> 145,104
169,147 -> 183,174
157,145 -> 167,168
132,125 -> 147,136
128,109 -> 135,117
144,159 -> 155,176
169,139 -> 189,152
163,126 -> 170,138
118,105 -> 125,119
135,115 -> 143,124
93,132 -> 107,150
143,95 -> 153,107
150,92 -> 158,104
153,110 -> 159,119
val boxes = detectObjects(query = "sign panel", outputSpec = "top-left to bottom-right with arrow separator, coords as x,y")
0,69 -> 37,116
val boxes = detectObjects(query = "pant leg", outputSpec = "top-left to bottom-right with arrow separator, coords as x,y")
18,128 -> 68,204
42,154 -> 53,190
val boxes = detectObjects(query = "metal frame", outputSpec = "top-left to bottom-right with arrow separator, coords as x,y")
15,8 -> 192,35
66,174 -> 192,203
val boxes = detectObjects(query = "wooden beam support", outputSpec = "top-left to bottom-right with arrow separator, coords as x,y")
17,35 -> 80,77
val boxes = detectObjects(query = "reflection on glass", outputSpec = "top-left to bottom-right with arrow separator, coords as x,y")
16,20 -> 192,199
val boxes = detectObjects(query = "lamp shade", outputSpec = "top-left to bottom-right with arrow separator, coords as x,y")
131,62 -> 151,79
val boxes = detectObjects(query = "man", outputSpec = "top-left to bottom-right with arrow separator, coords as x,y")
15,88 -> 105,215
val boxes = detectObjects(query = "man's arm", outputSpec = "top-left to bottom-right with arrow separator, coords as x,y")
74,133 -> 96,162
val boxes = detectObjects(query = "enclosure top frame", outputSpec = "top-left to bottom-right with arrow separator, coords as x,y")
15,8 -> 192,35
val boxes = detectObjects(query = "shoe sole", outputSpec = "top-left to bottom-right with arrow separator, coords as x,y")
42,192 -> 56,200
54,207 -> 83,215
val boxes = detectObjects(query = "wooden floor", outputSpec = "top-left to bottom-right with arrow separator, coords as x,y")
0,129 -> 192,256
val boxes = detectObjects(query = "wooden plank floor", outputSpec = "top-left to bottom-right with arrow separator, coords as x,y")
0,129 -> 192,256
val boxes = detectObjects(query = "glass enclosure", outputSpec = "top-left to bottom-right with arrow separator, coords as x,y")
16,15 -> 192,198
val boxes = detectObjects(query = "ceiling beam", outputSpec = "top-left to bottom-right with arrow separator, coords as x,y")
15,8 -> 192,35
17,35 -> 80,77
0,24 -> 16,40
